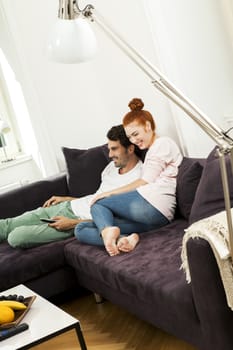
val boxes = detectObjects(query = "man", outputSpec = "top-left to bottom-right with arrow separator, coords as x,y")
0,125 -> 142,248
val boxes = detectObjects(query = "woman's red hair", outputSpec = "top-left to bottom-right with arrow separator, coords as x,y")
123,98 -> 156,131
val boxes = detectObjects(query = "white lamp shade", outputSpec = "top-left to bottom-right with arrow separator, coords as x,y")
47,17 -> 97,63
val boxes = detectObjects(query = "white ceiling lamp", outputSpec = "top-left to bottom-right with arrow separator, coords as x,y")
47,0 -> 97,63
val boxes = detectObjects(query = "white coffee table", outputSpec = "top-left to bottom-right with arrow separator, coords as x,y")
0,284 -> 87,350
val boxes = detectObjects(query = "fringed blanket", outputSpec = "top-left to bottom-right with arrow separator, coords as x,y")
181,209 -> 233,310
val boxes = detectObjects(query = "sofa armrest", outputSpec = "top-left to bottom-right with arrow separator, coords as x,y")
0,173 -> 69,219
187,238 -> 233,350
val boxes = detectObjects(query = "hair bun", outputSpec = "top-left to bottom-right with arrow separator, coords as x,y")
128,98 -> 144,111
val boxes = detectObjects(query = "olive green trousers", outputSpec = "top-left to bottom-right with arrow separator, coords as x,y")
0,201 -> 77,248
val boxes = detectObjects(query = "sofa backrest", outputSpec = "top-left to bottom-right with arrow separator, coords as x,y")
62,144 -> 207,221
62,144 -> 148,197
189,147 -> 233,224
63,143 -> 233,225
0,173 -> 69,219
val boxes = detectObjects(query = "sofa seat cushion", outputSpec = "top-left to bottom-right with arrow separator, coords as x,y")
65,220 -> 199,328
0,238 -> 73,292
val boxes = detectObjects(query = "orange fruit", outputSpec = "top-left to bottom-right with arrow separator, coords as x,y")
0,306 -> 15,324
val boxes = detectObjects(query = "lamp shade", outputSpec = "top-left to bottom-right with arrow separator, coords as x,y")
47,17 -> 97,63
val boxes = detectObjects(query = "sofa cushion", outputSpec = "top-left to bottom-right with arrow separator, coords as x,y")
65,219 -> 199,336
189,147 -> 233,224
176,157 -> 204,220
0,238 -> 73,292
62,144 -> 109,197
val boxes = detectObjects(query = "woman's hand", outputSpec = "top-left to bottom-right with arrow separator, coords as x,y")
91,191 -> 112,206
90,179 -> 147,206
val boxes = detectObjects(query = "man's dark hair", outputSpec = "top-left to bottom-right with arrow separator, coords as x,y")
107,125 -> 132,148
107,124 -> 145,159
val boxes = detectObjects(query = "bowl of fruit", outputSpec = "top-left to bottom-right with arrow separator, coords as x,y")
0,294 -> 36,329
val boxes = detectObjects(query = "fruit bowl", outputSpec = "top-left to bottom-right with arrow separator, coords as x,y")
0,296 -> 36,329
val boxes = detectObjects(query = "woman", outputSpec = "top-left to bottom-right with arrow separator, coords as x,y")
75,98 -> 183,256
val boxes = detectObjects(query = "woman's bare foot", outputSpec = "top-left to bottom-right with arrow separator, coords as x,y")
101,226 -> 120,256
117,233 -> 139,253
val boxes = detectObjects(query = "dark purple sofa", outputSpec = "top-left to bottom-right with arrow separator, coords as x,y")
0,144 -> 233,350
0,173 -> 77,297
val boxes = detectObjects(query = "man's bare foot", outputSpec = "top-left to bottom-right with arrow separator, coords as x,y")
117,233 -> 139,252
101,226 -> 120,256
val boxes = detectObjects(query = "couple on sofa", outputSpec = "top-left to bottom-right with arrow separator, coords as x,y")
0,98 -> 182,256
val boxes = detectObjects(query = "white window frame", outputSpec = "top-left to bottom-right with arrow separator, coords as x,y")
0,50 -> 24,162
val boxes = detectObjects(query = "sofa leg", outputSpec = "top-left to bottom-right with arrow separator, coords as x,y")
94,293 -> 104,304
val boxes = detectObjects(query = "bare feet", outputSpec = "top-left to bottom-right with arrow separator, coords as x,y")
117,233 -> 139,253
101,226 -> 120,256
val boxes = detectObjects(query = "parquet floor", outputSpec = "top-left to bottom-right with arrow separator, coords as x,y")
34,290 -> 198,350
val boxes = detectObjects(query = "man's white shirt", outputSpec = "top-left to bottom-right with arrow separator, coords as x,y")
70,160 -> 142,219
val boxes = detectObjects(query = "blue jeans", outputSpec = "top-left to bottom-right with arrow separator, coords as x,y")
75,190 -> 169,246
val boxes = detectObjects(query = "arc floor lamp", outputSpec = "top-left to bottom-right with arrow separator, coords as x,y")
47,0 -> 233,257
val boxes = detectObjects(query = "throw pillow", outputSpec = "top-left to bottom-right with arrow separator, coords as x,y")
176,158 -> 204,220
189,147 -> 233,224
62,144 -> 110,197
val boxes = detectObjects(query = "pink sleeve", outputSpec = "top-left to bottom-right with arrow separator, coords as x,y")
141,138 -> 175,183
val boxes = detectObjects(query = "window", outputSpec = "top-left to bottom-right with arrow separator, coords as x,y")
0,48 -> 27,162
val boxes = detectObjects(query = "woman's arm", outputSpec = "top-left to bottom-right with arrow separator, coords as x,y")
91,178 -> 147,204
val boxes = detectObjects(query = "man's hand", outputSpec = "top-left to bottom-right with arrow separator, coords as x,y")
48,216 -> 79,230
43,196 -> 74,208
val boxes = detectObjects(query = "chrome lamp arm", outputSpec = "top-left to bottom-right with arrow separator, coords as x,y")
60,0 -> 233,258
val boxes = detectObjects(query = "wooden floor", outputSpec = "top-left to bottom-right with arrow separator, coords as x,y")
34,290 -> 198,350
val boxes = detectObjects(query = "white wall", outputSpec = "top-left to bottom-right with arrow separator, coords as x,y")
144,0 -> 233,156
0,0 -> 182,177
0,0 -> 233,182
0,156 -> 42,193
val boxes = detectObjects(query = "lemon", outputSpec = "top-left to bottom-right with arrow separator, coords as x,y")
0,305 -> 15,324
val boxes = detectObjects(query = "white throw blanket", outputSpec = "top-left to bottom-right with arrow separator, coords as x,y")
181,209 -> 233,310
